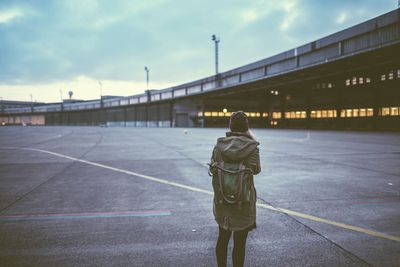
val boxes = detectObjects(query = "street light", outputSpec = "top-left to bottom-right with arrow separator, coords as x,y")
98,81 -> 103,98
30,94 -> 33,112
211,34 -> 220,74
144,66 -> 149,90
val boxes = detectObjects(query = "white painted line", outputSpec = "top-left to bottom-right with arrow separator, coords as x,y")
1,147 -> 399,242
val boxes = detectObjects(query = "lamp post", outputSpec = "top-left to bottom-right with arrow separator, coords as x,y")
30,94 -> 33,112
98,81 -> 103,108
144,66 -> 149,90
211,34 -> 220,74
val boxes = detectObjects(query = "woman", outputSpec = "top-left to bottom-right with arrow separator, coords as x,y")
209,111 -> 261,267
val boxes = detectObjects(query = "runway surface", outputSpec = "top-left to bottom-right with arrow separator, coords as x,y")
0,126 -> 399,266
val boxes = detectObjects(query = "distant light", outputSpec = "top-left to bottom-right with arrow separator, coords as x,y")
223,108 -> 227,113
275,91 -> 279,95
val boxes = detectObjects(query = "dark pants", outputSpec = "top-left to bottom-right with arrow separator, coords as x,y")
216,226 -> 249,267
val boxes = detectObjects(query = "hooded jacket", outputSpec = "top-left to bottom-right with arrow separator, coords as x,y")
210,132 -> 261,231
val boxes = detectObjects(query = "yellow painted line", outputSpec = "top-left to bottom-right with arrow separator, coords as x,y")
256,203 -> 400,242
2,147 -> 399,242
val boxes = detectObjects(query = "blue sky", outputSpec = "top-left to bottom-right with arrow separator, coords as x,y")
0,0 -> 397,102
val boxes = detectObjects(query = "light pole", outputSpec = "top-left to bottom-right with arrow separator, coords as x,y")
211,34 -> 220,74
30,94 -> 33,112
98,81 -> 103,108
144,66 -> 149,90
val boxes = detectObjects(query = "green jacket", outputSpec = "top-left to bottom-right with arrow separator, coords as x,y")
210,132 -> 261,231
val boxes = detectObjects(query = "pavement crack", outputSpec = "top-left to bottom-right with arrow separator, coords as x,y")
0,131 -> 103,215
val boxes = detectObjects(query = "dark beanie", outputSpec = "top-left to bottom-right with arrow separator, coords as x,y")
229,111 -> 249,132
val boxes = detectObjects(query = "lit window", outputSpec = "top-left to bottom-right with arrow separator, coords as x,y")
391,107 -> 399,116
353,109 -> 359,117
345,79 -> 350,86
328,110 -> 333,118
322,110 -> 327,118
381,74 -> 386,81
272,112 -> 281,119
218,112 -> 225,117
317,110 -> 322,118
381,107 -> 390,116
340,110 -> 346,117
198,112 -> 203,117
204,112 -> 211,117
256,112 -> 260,117
397,69 -> 400,78
359,109 -> 366,117
328,83 -> 333,88
225,112 -> 232,117
359,77 -> 364,84
285,112 -> 290,119
366,78 -> 371,83
388,72 -> 394,80
352,77 -> 357,85
367,108 -> 373,117
311,111 -> 316,118
346,109 -> 352,117
301,111 -> 307,118
211,112 -> 218,117
262,112 -> 268,117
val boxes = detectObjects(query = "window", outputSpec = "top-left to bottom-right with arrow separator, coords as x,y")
388,72 -> 394,80
272,112 -> 282,119
367,108 -> 373,117
352,77 -> 357,85
345,79 -> 350,86
204,112 -> 211,117
391,107 -> 399,116
262,112 -> 268,117
366,77 -> 371,83
211,112 -> 218,117
359,77 -> 364,84
359,109 -> 366,117
381,74 -> 386,81
198,112 -> 203,117
397,69 -> 400,78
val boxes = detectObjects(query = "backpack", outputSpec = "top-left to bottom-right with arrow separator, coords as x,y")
209,159 -> 253,207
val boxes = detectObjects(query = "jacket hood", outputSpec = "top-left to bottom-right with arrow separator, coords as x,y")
216,133 -> 259,161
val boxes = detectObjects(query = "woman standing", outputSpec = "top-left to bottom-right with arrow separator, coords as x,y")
209,111 -> 261,267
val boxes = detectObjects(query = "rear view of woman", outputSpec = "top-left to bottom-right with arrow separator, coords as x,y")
209,111 -> 261,267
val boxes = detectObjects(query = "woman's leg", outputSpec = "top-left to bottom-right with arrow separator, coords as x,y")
216,226 -> 232,267
232,229 -> 249,267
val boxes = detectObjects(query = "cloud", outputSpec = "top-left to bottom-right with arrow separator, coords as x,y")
0,8 -> 22,24
336,12 -> 348,24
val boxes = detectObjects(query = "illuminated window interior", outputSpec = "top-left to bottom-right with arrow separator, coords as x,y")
346,76 -> 371,86
310,110 -> 337,118
262,112 -> 268,117
272,112 -> 282,119
379,107 -> 400,116
285,111 -> 307,119
381,74 -> 386,81
201,111 -> 261,117
340,108 -> 374,117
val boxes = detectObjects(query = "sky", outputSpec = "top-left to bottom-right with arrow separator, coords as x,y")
0,0 -> 397,103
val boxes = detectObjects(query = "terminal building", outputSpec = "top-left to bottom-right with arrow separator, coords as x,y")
1,9 -> 399,130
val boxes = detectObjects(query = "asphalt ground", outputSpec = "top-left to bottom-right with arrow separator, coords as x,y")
0,126 -> 399,267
